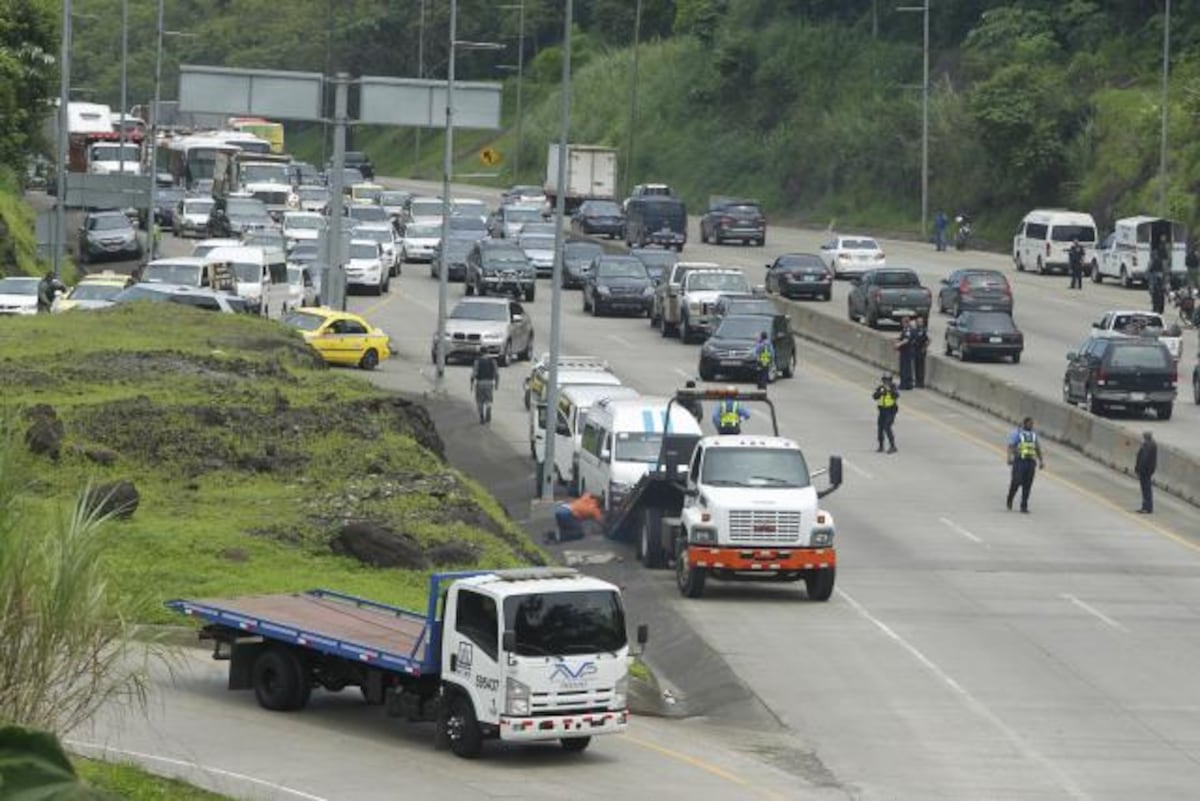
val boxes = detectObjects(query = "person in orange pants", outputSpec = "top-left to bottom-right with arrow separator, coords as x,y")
547,492 -> 603,543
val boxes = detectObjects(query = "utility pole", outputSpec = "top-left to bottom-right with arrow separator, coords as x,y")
1159,0 -> 1171,214
625,0 -> 642,196
414,0 -> 426,173
118,0 -> 128,175
540,0 -> 572,501
325,74 -> 349,312
897,2 -> 929,239
435,0 -> 457,385
146,0 -> 165,261
513,0 -> 525,181
321,0 -> 333,167
53,0 -> 72,278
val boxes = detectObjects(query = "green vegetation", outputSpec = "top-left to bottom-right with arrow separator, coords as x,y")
76,758 -> 232,800
0,304 -> 542,625
0,167 -> 48,275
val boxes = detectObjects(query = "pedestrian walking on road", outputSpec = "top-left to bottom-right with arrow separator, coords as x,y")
546,492 -> 604,544
1135,431 -> 1157,514
753,331 -> 775,390
933,210 -> 948,252
895,317 -> 915,390
873,373 -> 899,454
911,316 -> 929,388
470,353 -> 499,424
1067,238 -> 1085,290
1006,417 -> 1045,513
1186,240 -> 1200,290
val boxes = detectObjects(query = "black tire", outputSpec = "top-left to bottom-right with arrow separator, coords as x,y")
699,362 -> 716,381
1011,352 -> 1021,364
359,348 -> 379,370
252,647 -> 310,711
1157,402 -> 1173,420
1086,387 -> 1104,415
680,316 -> 691,344
499,341 -> 512,367
805,567 -> 836,602
782,351 -> 796,378
520,335 -> 533,361
465,280 -> 475,296
1091,263 -> 1102,284
1194,374 -> 1200,405
524,286 -> 535,302
443,693 -> 483,759
561,737 -> 592,752
641,512 -> 666,569
675,537 -> 705,598
958,345 -> 970,362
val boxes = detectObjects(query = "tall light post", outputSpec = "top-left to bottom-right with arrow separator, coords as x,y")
1159,0 -> 1171,214
414,0 -> 426,171
52,0 -> 72,279
625,0 -> 642,195
146,2 -> 195,262
898,2 -> 929,239
539,0 -> 572,502
118,0 -> 128,174
499,1 -> 525,181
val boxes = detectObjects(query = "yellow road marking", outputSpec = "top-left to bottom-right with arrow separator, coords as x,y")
621,732 -> 789,801
360,292 -> 398,317
803,360 -> 1198,552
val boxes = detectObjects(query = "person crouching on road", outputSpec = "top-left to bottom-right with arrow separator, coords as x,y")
753,331 -> 775,390
546,492 -> 603,544
712,394 -> 751,435
1006,417 -> 1044,513
873,373 -> 899,454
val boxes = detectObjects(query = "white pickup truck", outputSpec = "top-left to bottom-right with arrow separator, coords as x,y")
1091,310 -> 1183,362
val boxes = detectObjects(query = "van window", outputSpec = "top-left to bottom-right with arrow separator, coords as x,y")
581,421 -> 601,456
615,431 -> 664,464
1108,345 -> 1168,370
1025,223 -> 1048,239
267,261 -> 287,285
1051,225 -> 1095,243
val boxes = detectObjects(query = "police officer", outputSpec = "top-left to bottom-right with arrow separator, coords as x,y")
1006,417 -> 1045,513
911,315 -> 929,388
712,393 -> 750,435
1067,238 -> 1085,290
895,317 -> 915,390
753,331 -> 775,390
872,373 -> 899,453
1148,235 -> 1168,314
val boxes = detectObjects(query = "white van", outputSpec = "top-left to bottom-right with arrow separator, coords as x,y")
1012,209 -> 1098,275
528,367 -> 627,463
576,396 -> 704,512
1092,216 -> 1188,288
204,245 -> 290,318
549,384 -> 641,490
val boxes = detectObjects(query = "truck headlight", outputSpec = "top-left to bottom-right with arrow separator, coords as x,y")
505,677 -> 531,716
811,528 -> 834,547
689,526 -> 717,545
613,674 -> 629,709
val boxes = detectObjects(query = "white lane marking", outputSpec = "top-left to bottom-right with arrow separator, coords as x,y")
674,367 -> 693,380
836,589 -> 1093,801
939,516 -> 984,544
608,333 -> 634,348
1060,593 -> 1128,632
66,740 -> 331,801
1045,295 -> 1080,307
842,459 -> 874,480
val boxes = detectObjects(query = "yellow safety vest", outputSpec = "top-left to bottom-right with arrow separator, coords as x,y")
719,402 -> 741,428
757,346 -> 772,367
1017,431 -> 1037,460
877,388 -> 896,409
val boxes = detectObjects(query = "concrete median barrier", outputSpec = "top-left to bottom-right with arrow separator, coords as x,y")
775,298 -> 1200,508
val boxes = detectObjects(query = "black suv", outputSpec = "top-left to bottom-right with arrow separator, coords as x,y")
1063,334 -> 1177,419
465,239 -> 536,302
699,312 -> 796,382
700,196 -> 767,246
582,255 -> 653,316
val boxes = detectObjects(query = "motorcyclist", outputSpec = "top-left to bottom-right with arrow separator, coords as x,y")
954,212 -> 973,251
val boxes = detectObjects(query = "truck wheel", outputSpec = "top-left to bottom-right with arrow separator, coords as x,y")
782,352 -> 796,379
252,647 -> 311,711
1157,402 -> 1173,420
675,538 -> 705,598
561,737 -> 591,752
524,286 -> 536,302
804,567 -> 836,602
1091,262 -> 1102,283
680,316 -> 691,343
443,693 -> 483,759
640,513 -> 666,569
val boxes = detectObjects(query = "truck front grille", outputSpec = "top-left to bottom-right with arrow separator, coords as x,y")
530,687 -> 614,714
728,510 -> 802,543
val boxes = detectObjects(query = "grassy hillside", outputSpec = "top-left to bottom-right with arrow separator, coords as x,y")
0,168 -> 52,276
0,304 -> 541,623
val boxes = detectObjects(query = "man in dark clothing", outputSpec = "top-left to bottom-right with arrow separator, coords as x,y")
37,271 -> 65,314
1067,238 -> 1085,290
1186,240 -> 1200,290
895,317 -> 915,390
933,210 -> 948,252
470,354 -> 499,424
872,373 -> 899,453
1148,235 -> 1168,314
1135,431 -> 1157,514
911,316 -> 929,388
1006,417 -> 1045,513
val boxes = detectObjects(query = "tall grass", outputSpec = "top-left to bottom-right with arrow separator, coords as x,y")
0,412 -> 167,736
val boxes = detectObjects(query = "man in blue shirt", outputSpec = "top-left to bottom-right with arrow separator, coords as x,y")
1006,417 -> 1045,513
752,331 -> 775,390
712,396 -> 750,435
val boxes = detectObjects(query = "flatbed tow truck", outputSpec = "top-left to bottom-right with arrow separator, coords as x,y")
169,567 -> 646,758
604,387 -> 844,599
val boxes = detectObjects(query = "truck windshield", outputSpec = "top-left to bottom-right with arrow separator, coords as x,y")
241,163 -> 289,184
701,448 -> 811,488
504,590 -> 627,656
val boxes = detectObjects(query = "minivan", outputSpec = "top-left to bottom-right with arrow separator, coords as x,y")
625,197 -> 687,251
1013,209 -> 1098,275
528,367 -> 626,465
204,245 -> 290,318
547,384 -> 641,491
576,396 -> 704,512
1063,334 -> 1177,419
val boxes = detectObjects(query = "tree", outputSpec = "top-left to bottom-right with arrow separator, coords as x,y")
0,0 -> 57,176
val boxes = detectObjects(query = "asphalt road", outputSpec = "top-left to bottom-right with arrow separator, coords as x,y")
95,185 -> 1200,799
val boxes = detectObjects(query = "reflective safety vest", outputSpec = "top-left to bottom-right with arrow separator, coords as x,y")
757,344 -> 772,367
719,401 -> 742,429
1016,430 -> 1038,460
877,388 -> 897,409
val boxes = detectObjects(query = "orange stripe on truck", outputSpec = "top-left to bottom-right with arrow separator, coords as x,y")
688,547 -> 836,571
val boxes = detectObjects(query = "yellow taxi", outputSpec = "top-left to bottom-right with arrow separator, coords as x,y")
52,271 -> 134,312
284,307 -> 391,370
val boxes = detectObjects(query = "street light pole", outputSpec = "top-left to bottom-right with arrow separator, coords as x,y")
540,0 -> 572,502
118,0 -> 127,175
146,0 -> 164,262
435,0 -> 457,386
898,2 -> 929,239
513,0 -> 525,180
414,0 -> 426,172
625,0 -> 642,196
1159,0 -> 1171,214
53,0 -> 71,279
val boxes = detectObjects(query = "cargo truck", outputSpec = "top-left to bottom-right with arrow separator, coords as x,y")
544,144 -> 618,213
605,387 -> 843,600
169,567 -> 647,759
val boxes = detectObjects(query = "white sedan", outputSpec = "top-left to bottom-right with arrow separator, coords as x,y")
400,222 -> 443,263
819,234 -> 887,279
354,223 -> 401,276
282,211 -> 326,247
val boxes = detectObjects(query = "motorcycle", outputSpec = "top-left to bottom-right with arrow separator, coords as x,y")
954,217 -> 972,251
1169,286 -> 1199,329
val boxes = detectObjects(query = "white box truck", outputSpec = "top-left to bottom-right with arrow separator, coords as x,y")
544,144 -> 618,212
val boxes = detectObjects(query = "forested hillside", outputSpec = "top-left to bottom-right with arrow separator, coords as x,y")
39,1 -> 1200,242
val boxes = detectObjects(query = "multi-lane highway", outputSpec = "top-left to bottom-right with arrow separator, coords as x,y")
86,183 -> 1200,799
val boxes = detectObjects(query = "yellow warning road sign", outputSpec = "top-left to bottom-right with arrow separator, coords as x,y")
480,147 -> 502,167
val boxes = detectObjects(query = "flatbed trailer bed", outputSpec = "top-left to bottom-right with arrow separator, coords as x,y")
167,589 -> 438,676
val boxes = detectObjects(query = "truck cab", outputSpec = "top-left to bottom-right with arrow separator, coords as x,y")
653,261 -> 719,337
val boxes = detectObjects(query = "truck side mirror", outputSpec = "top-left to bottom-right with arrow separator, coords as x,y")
828,455 -> 843,487
502,630 -> 516,654
637,624 -> 649,646
684,486 -> 699,498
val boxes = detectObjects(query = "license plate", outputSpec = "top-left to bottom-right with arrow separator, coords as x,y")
1129,392 -> 1146,401
894,309 -> 915,317
721,360 -> 743,367
979,305 -> 994,311
989,336 -> 1002,343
